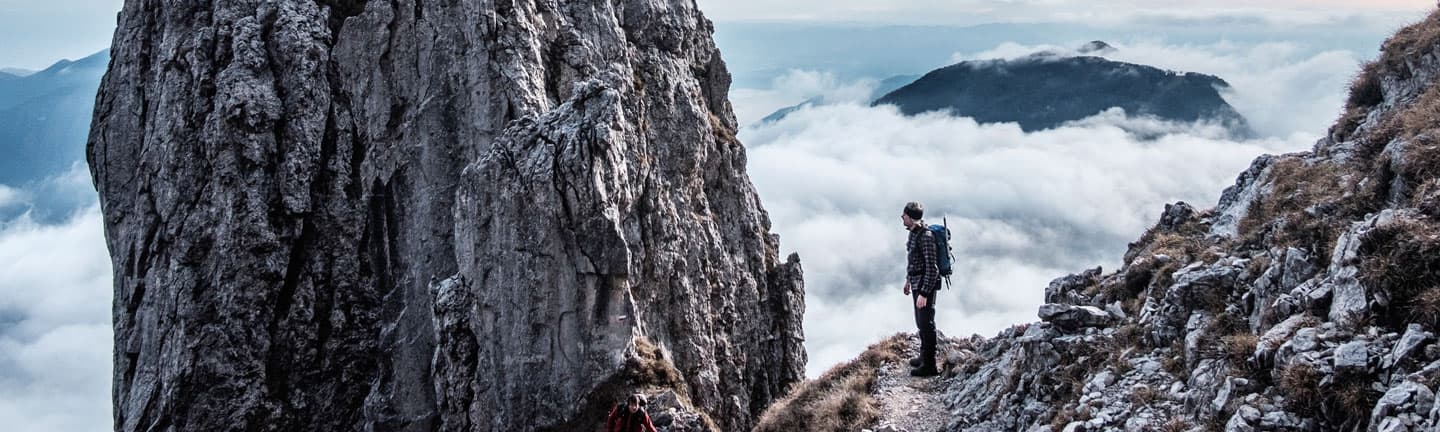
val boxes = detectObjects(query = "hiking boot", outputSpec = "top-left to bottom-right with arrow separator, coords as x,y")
908,357 -> 923,368
910,365 -> 940,377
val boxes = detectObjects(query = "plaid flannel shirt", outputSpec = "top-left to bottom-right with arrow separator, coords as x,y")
906,222 -> 940,297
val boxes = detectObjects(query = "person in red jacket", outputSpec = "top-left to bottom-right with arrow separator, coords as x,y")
605,393 -> 658,432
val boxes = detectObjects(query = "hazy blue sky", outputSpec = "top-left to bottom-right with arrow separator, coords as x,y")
0,0 -> 123,70
2,0 -> 1433,69
696,0 -> 1433,24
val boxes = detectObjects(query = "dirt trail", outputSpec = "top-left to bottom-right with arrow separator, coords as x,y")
868,337 -> 949,432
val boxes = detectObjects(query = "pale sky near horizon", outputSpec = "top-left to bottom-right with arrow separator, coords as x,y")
695,0 -> 1433,24
1,0 -> 1434,69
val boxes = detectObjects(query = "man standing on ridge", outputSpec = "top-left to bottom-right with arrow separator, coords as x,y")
902,202 -> 942,377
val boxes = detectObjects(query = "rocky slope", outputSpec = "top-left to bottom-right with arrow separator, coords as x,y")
87,1 -> 803,431
872,47 -> 1251,135
761,10 -> 1440,432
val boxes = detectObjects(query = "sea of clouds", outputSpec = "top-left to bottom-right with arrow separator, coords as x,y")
734,40 -> 1366,376
0,167 -> 111,431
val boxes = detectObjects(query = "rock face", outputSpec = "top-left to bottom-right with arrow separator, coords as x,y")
1038,304 -> 1117,330
87,1 -> 804,431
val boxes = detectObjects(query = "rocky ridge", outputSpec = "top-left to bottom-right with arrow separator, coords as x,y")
88,1 -> 803,431
761,10 -> 1440,432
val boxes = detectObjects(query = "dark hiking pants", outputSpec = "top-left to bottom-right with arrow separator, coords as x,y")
913,292 -> 937,368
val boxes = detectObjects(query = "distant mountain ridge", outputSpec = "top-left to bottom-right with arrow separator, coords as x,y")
758,74 -> 920,124
873,45 -> 1251,134
758,42 -> 1252,136
0,67 -> 35,78
0,50 -> 108,186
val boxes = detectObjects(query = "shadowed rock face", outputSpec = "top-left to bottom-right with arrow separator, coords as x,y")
87,1 -> 805,431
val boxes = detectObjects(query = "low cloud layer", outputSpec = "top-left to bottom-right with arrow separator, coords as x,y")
0,164 -> 100,223
730,70 -> 883,125
743,103 -> 1320,377
0,203 -> 111,431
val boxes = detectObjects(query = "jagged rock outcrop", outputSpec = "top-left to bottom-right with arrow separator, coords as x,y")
87,1 -> 804,431
764,10 -> 1440,432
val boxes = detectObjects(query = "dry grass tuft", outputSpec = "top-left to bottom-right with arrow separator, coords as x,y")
1194,315 -> 1261,380
752,335 -> 907,432
1356,68 -> 1440,163
629,337 -> 686,389
1048,404 -> 1089,431
1151,234 -> 1210,263
1412,287 -> 1440,330
1333,59 -> 1383,144
1245,254 -> 1273,280
1219,334 -> 1259,375
1397,135 -> 1440,192
1161,340 -> 1189,380
1334,106 -> 1372,144
1331,374 -> 1381,425
1109,349 -> 1136,377
1192,284 -> 1233,316
1347,61 -> 1386,111
1378,10 -> 1440,79
1116,323 -> 1145,350
1127,384 -> 1161,407
1416,179 -> 1440,218
1122,297 -> 1144,317
1277,363 -> 1322,416
1123,209 -> 1211,266
1159,417 -> 1192,432
1356,84 -> 1440,167
1118,258 -> 1160,298
1395,87 -> 1440,141
1151,259 -> 1185,298
1052,341 -> 1123,405
1357,217 -> 1440,330
1238,155 -> 1372,265
1161,354 -> 1186,378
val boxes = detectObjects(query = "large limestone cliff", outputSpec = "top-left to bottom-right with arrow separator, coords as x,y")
759,11 -> 1440,432
87,1 -> 805,431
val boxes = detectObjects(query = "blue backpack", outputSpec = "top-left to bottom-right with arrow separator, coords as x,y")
928,218 -> 954,283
